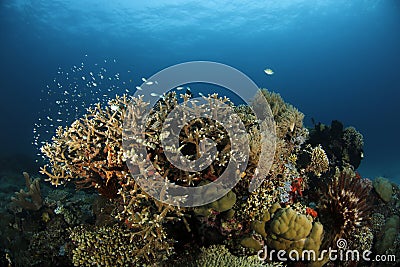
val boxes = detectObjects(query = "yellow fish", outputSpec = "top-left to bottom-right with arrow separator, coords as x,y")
264,68 -> 274,75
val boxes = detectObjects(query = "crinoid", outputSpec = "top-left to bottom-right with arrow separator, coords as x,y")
319,167 -> 371,247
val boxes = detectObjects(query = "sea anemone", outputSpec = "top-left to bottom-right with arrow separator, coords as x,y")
319,167 -> 371,247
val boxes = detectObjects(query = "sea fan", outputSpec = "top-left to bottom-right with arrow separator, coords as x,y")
319,168 -> 371,247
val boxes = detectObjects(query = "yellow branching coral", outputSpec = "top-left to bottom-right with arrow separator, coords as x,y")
306,145 -> 329,177
40,95 -> 129,198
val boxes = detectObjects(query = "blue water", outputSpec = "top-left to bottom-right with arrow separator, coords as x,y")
0,0 -> 399,182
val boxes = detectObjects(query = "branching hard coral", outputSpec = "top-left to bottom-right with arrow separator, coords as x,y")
11,172 -> 43,211
235,89 -> 308,225
306,145 -> 329,177
69,223 -> 173,266
40,95 -> 130,198
319,167 -> 370,247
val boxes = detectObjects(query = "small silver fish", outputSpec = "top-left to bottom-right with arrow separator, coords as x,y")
150,93 -> 163,98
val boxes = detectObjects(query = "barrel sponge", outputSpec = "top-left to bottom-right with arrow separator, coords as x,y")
269,208 -> 312,241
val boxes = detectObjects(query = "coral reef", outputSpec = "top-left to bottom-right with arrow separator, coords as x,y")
350,225 -> 374,252
27,216 -> 71,266
370,212 -> 386,235
259,90 -> 304,140
5,86 -> 391,267
40,95 -> 129,198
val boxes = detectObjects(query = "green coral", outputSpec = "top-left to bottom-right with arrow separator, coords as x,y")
240,237 -> 263,251
373,177 -> 393,202
194,190 -> 237,216
262,203 -> 323,262
375,215 -> 400,254
209,190 -> 237,212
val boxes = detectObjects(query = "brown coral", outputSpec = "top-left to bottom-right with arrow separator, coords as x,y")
40,95 -> 129,198
11,172 -> 43,211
